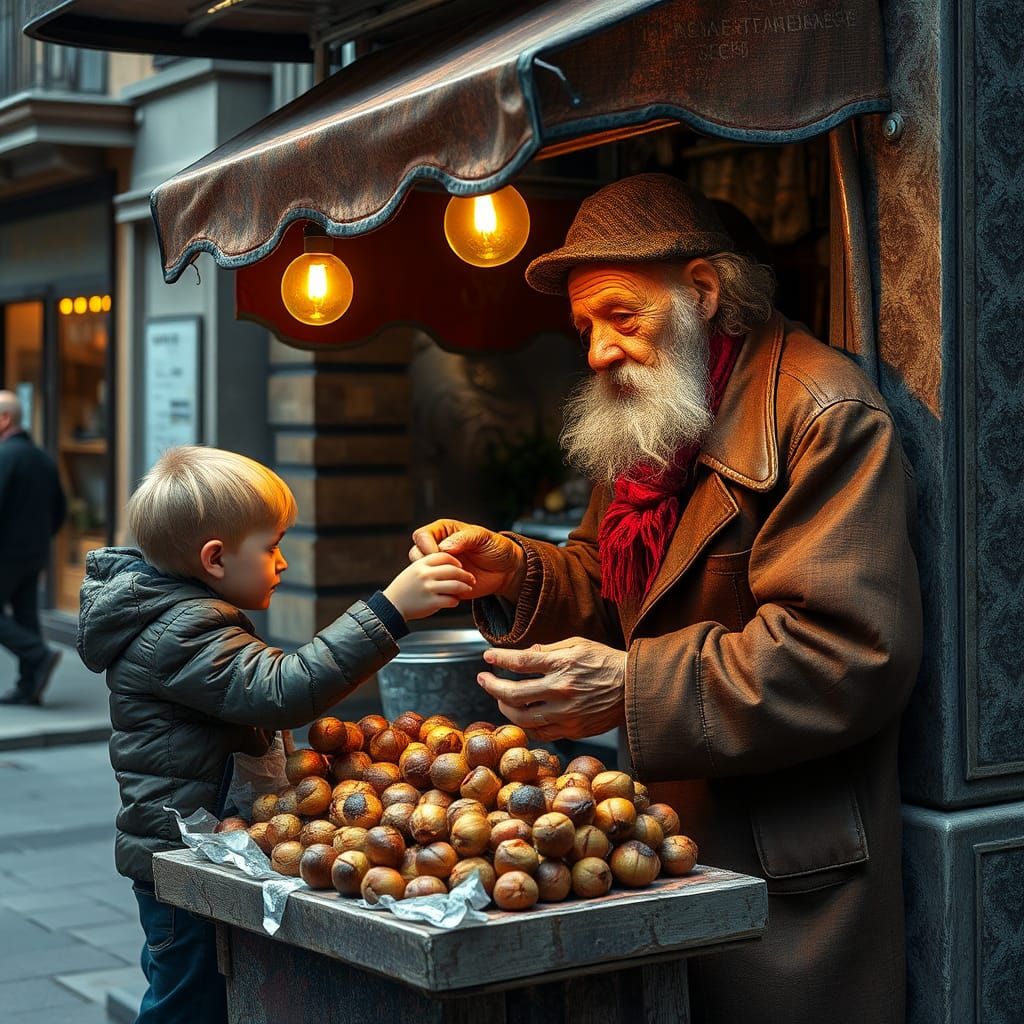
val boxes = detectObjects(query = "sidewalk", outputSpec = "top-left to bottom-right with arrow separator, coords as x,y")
0,742 -> 146,1023
0,643 -> 111,751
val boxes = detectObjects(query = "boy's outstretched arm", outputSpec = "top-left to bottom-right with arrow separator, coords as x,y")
151,554 -> 473,729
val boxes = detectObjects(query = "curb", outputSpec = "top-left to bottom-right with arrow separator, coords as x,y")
0,725 -> 111,752
106,986 -> 141,1023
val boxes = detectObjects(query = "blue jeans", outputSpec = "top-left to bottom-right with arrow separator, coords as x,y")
133,881 -> 227,1024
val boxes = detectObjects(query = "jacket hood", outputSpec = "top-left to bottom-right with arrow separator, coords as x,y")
77,547 -> 213,672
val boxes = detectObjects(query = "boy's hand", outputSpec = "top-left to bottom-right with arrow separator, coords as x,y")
410,519 -> 526,602
383,552 -> 476,621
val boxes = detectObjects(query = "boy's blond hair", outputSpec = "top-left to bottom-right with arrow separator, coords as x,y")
127,446 -> 297,576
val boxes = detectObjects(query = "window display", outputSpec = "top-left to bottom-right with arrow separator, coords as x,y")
54,293 -> 110,612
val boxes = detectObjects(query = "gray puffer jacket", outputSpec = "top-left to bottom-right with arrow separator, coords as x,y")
78,547 -> 398,883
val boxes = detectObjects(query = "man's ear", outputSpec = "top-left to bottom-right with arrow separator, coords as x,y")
199,539 -> 226,579
683,258 -> 721,322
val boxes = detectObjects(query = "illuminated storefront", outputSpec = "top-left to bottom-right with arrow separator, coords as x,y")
0,183 -> 115,616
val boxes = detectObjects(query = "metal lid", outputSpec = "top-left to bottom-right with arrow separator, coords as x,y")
393,629 -> 489,662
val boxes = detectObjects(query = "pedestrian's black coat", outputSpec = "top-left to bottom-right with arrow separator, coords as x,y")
0,431 -> 66,565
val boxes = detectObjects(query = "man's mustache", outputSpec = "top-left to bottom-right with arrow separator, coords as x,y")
605,360 -> 659,394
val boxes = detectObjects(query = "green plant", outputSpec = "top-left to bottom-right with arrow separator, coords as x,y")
481,427 -> 566,528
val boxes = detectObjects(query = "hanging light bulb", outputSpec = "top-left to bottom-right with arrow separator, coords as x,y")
444,185 -> 530,267
280,227 -> 354,325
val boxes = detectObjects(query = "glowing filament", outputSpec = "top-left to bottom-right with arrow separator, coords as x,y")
473,195 -> 498,236
306,262 -> 328,301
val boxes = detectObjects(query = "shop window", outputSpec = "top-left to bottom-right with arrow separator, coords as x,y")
2,301 -> 44,439
54,293 -> 110,613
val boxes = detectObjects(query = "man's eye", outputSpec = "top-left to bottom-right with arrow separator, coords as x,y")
612,312 -> 636,327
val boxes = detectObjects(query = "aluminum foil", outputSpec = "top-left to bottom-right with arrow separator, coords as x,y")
358,871 -> 491,928
167,806 -> 305,935
167,808 -> 493,934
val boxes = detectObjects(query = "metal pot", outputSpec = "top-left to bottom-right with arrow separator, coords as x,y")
377,629 -> 500,726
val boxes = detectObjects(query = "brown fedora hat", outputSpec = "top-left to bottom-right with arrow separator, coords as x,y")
525,174 -> 734,295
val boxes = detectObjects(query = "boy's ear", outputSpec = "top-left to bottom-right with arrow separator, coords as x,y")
200,539 -> 226,579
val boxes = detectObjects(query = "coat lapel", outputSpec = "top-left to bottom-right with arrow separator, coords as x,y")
622,312 -> 786,641
625,473 -> 739,638
698,311 -> 785,491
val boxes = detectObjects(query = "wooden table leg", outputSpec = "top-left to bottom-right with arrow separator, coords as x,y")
442,993 -> 508,1023
226,925 -> 446,1023
503,958 -> 691,1024
641,961 -> 690,1024
224,924 -> 693,1024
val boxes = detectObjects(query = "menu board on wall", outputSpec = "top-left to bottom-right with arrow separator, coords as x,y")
143,316 -> 202,469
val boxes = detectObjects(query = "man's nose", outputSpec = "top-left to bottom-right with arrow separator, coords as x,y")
587,328 -> 625,372
277,555 -> 288,572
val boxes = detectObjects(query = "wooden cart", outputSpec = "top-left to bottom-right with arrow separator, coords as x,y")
154,849 -> 766,1023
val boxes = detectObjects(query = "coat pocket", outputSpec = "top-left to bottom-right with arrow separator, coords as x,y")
704,547 -> 756,629
749,761 -> 869,894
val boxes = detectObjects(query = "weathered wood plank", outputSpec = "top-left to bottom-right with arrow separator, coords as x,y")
641,960 -> 691,1024
505,984 -> 565,1024
154,850 -> 766,995
227,923 -> 697,1024
228,926 -> 444,1024
155,851 -> 435,988
215,922 -> 232,979
443,992 -> 508,1024
564,973 -> 619,1024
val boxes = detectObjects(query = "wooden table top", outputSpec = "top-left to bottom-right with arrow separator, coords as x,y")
154,849 -> 767,994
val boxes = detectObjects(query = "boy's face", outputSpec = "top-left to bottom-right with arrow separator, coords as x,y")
209,527 -> 288,610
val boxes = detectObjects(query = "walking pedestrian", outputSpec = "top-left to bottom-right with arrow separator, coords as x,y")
0,389 -> 66,705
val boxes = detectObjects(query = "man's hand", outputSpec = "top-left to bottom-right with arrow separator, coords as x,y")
410,519 -> 525,602
477,638 -> 627,741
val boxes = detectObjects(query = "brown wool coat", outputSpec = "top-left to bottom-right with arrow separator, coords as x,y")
475,312 -> 922,1024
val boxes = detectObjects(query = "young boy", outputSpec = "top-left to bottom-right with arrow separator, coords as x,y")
77,445 -> 474,1024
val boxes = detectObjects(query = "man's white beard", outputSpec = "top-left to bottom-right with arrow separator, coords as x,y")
560,291 -> 713,484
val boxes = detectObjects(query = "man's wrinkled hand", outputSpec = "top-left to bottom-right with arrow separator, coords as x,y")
476,637 -> 627,741
409,519 -> 525,601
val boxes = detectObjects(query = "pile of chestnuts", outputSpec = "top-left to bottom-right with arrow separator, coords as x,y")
215,711 -> 699,913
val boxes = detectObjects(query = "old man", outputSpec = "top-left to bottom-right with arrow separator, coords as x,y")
412,174 -> 921,1023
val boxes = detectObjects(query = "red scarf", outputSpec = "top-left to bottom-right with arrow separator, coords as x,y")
598,332 -> 743,604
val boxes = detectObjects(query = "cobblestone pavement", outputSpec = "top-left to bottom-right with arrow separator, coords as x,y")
0,742 -> 146,1022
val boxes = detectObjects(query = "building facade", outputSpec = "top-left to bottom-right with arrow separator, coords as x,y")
5,2 -> 1023,1019
0,21 -> 303,640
